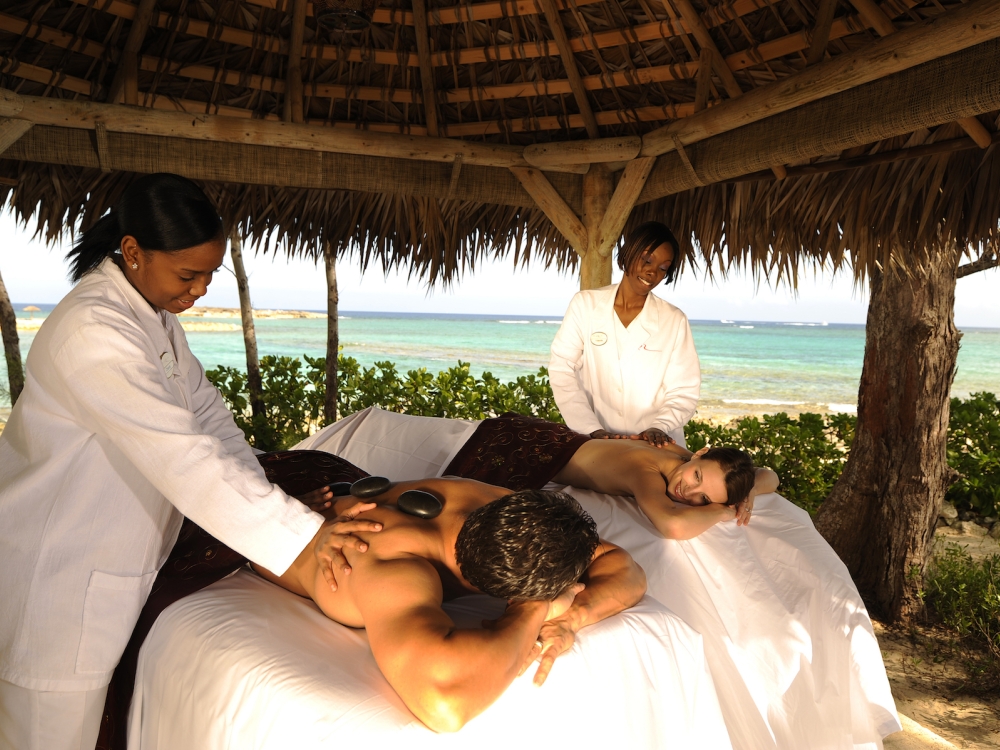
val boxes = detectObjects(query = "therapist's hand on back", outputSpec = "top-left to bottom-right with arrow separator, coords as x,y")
313,501 -> 383,591
590,428 -> 675,448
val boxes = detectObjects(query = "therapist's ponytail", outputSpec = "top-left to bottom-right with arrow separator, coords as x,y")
66,173 -> 224,282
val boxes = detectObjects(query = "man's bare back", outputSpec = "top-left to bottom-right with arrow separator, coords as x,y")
256,476 -> 646,732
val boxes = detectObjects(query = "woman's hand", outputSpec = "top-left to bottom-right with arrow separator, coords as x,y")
296,485 -> 333,511
735,492 -> 755,526
638,428 -> 674,448
313,501 -> 383,592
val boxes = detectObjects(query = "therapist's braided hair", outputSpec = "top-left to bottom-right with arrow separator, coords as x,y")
617,221 -> 681,283
67,173 -> 224,282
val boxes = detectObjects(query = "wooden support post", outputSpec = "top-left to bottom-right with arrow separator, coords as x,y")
580,165 -> 613,289
806,0 -> 840,65
412,0 -> 440,137
229,229 -> 265,429
107,0 -> 157,104
0,118 -> 31,155
509,166 -> 588,252
693,49 -> 713,113
284,0 -> 307,124
539,0 -> 600,138
594,157 -> 656,258
957,116 -> 993,148
324,242 -> 339,424
671,0 -> 742,98
0,265 -> 23,405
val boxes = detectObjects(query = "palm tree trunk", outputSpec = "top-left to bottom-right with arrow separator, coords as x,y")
814,241 -> 962,622
229,229 -> 264,422
0,266 -> 24,405
324,242 -> 338,424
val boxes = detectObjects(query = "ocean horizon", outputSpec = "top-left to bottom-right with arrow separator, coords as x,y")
4,304 -> 998,418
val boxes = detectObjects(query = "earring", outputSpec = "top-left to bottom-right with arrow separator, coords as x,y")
131,263 -> 138,270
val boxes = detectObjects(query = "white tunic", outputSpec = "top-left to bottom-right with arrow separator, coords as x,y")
549,283 -> 700,444
0,259 -> 323,692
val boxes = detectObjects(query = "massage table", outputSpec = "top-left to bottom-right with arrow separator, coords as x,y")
128,407 -> 900,749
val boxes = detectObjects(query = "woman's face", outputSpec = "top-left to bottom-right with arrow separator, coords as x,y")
121,235 -> 226,314
622,242 -> 675,297
666,458 -> 729,506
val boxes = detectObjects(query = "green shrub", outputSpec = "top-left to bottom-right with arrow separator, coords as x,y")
207,354 -> 561,451
926,544 -> 1000,667
947,392 -> 1000,518
685,412 -> 855,515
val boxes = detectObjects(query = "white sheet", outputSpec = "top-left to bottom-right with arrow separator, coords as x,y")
294,408 -> 901,749
129,571 -> 731,750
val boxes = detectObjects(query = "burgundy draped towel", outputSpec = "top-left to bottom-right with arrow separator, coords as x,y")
443,412 -> 590,490
96,450 -> 368,750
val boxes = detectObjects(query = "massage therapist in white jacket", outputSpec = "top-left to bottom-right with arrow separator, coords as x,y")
549,222 -> 700,448
0,174 -> 380,750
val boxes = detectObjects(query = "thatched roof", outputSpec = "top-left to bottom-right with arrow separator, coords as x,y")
0,0 -> 997,282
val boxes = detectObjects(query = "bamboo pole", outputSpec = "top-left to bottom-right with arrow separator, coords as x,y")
284,0 -> 306,124
639,0 -> 1000,158
0,266 -> 23,405
229,230 -> 264,425
539,0 -> 599,138
412,0 -> 440,137
324,243 -> 339,424
0,89 -> 559,172
671,0 -> 743,98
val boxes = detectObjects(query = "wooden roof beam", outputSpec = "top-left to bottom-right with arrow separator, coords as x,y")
412,0 -> 440,137
668,0 -> 743,99
640,0 -> 1000,158
638,36 -> 1000,202
0,118 -> 32,155
524,136 -> 640,168
1,124 -> 581,210
539,0 -> 600,139
510,166 -> 588,252
594,156 -> 657,258
0,88 -> 585,173
106,0 -> 156,105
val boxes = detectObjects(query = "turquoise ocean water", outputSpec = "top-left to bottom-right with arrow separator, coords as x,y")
3,306 -> 998,416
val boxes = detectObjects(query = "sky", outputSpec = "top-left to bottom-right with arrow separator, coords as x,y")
1,211 -> 997,327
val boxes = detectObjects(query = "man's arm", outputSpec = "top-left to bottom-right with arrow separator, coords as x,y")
355,556 -> 549,732
554,441 -> 734,540
529,540 -> 646,685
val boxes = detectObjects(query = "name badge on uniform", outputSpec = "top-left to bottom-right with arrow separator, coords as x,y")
160,351 -> 176,378
590,331 -> 608,346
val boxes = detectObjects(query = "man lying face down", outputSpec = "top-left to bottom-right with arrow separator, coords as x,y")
254,479 -> 646,733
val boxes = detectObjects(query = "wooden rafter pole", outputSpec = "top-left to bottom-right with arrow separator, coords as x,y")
539,0 -> 600,138
957,247 -> 998,278
639,0 -> 1000,158
412,0 -> 440,137
106,0 -> 157,105
524,136 -> 640,169
0,118 -> 32,154
669,0 -> 742,98
957,116 -> 993,148
509,167 -> 588,253
284,0 -> 307,124
806,0 -> 840,65
693,49 -> 713,112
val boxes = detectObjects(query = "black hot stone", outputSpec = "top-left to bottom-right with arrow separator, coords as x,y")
350,476 -> 392,498
396,490 -> 443,519
329,482 -> 354,496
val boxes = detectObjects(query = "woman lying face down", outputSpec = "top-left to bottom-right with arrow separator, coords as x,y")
552,439 -> 778,540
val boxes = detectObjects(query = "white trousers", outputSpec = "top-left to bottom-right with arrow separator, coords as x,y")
0,679 -> 107,750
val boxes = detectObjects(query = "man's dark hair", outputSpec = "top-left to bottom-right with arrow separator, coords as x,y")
455,489 -> 600,601
702,447 -> 756,506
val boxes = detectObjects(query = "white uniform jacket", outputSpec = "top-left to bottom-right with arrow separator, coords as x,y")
549,283 -> 701,444
0,259 -> 323,692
